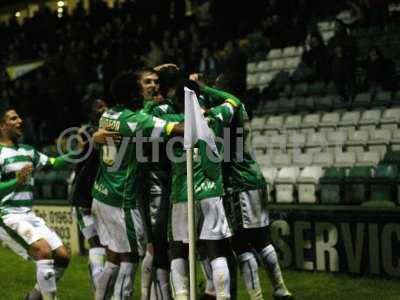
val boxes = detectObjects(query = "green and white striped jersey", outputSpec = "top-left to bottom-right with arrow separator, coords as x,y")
0,144 -> 49,216
92,105 -> 170,209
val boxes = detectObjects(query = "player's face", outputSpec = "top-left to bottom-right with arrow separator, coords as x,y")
0,110 -> 23,139
139,72 -> 159,100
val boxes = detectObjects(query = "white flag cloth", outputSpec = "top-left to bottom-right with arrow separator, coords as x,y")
184,87 -> 218,154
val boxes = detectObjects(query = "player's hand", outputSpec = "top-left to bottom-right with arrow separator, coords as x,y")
16,164 -> 33,185
146,243 -> 155,256
189,73 -> 206,88
92,128 -> 121,145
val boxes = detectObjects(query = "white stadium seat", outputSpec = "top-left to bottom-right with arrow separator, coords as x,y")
327,131 -> 347,152
300,113 -> 320,134
319,112 -> 341,132
358,109 -> 382,132
283,114 -> 302,133
267,48 -> 282,59
287,133 -> 307,154
257,60 -> 272,72
305,132 -> 328,153
334,152 -> 356,167
356,151 -> 380,167
346,130 -> 369,153
247,62 -> 258,74
391,129 -> 400,151
275,167 -> 301,203
265,115 -> 285,134
380,107 -> 400,131
272,153 -> 292,168
250,116 -> 266,132
338,111 -> 361,134
312,152 -> 334,168
297,166 -> 325,203
368,129 -> 391,159
292,152 -> 313,168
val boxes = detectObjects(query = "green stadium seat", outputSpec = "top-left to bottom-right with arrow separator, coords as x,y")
352,92 -> 372,108
320,167 -> 348,204
277,98 -> 296,114
291,82 -> 309,97
308,81 -> 325,96
374,91 -> 392,107
295,97 -> 314,113
381,150 -> 400,166
263,101 -> 279,116
392,90 -> 400,106
344,166 -> 373,205
314,95 -> 333,112
325,81 -> 337,95
369,164 -> 398,205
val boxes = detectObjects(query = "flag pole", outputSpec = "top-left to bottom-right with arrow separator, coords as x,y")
186,148 -> 197,300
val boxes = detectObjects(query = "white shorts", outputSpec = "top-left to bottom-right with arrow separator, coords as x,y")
238,189 -> 269,229
132,208 -> 146,257
0,226 -> 30,260
74,207 -> 98,241
171,197 -> 232,243
91,200 -> 137,254
0,211 -> 63,251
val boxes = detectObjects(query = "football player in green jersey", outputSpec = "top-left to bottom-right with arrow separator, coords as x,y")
91,71 -> 183,300
0,106 -> 80,300
150,69 -> 240,300
192,73 -> 293,300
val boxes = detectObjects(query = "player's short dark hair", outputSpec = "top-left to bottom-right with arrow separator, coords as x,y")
158,66 -> 184,98
110,71 -> 141,105
0,103 -> 14,124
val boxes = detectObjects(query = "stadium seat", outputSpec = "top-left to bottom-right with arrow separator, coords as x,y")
312,152 -> 334,167
297,166 -> 324,203
291,82 -> 309,97
285,57 -> 301,69
267,135 -> 287,154
295,96 -> 314,113
287,132 -> 307,154
305,132 -> 328,154
271,59 -> 286,71
338,111 -> 361,134
263,101 -> 280,116
322,30 -> 334,42
315,94 -> 334,111
283,114 -> 302,133
247,62 -> 258,74
346,130 -> 369,153
369,164 -> 398,205
261,167 -> 279,202
391,129 -> 400,151
308,81 -> 325,96
282,46 -> 297,57
327,131 -> 347,153
52,171 -> 70,199
267,48 -> 282,59
257,72 -> 275,88
250,116 -> 266,132
265,115 -> 285,135
292,152 -> 313,168
300,113 -> 320,134
275,167 -> 301,203
393,90 -> 400,106
358,109 -> 382,132
277,98 -> 296,114
253,135 -> 267,152
318,21 -> 335,32
255,153 -> 273,167
257,60 -> 272,72
374,90 -> 392,107
352,92 -> 372,108
345,166 -> 373,205
319,112 -> 341,132
335,152 -> 356,168
368,129 -> 391,159
320,167 -> 348,204
325,81 -> 338,95
380,107 -> 400,131
272,152 -> 292,168
246,74 -> 259,89
356,151 -> 380,167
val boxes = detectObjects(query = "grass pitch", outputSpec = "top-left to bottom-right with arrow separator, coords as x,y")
0,246 -> 398,299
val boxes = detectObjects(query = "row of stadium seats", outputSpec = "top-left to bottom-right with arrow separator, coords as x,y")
251,107 -> 400,134
33,170 -> 72,200
254,128 -> 400,158
255,91 -> 400,115
261,151 -> 400,206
